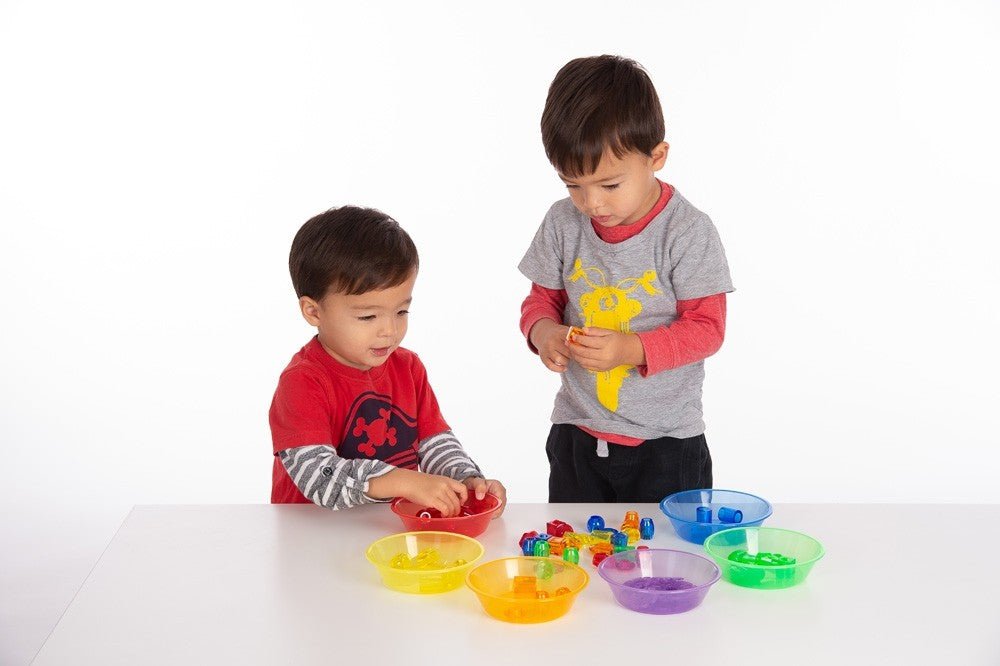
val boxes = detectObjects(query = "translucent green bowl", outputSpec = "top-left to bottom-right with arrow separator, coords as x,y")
703,527 -> 824,589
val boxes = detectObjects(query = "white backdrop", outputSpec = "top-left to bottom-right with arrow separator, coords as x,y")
2,1 -> 999,663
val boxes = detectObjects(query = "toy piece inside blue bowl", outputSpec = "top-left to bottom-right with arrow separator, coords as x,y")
659,489 -> 772,545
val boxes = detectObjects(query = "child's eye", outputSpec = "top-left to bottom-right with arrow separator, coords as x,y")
564,184 -> 579,189
397,310 -> 410,316
357,315 -> 376,321
602,183 -> 621,190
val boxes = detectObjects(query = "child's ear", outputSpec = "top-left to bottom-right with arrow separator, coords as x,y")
299,296 -> 321,327
651,141 -> 669,170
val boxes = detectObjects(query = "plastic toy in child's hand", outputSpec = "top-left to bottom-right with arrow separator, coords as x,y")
566,326 -> 586,344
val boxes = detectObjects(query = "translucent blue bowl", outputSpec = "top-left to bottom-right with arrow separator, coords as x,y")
659,489 -> 773,545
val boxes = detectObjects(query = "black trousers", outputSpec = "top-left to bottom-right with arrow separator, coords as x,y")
546,424 -> 713,503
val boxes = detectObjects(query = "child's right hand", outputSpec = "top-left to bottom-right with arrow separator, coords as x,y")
369,468 -> 469,517
529,319 -> 571,373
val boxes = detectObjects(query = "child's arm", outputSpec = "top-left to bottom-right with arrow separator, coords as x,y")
417,430 -> 482,481
277,444 -> 395,510
521,283 -> 572,372
279,444 -> 470,515
569,293 -> 727,373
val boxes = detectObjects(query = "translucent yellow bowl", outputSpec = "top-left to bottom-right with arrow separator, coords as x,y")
466,556 -> 589,623
366,531 -> 484,594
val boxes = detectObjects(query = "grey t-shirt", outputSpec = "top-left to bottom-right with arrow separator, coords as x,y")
518,189 -> 734,440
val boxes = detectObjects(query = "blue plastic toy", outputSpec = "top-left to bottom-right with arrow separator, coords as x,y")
639,517 -> 655,539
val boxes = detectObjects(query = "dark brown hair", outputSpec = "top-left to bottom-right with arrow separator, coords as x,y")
289,206 -> 418,300
541,55 -> 665,177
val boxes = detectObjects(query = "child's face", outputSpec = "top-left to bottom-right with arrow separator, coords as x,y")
299,271 -> 416,371
558,143 -> 668,227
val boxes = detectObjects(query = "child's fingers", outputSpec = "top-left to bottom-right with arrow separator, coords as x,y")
582,327 -> 613,337
450,478 -> 469,505
543,355 -> 567,373
467,478 -> 487,500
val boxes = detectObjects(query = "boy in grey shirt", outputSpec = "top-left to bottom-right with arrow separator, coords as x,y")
519,55 -> 734,502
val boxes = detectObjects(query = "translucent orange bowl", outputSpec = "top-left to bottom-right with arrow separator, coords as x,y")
366,531 -> 484,594
465,556 -> 589,623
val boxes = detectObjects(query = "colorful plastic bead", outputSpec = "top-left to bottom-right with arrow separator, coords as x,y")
546,520 -> 573,537
533,540 -> 551,558
587,515 -> 605,532
562,546 -> 580,564
591,529 -> 615,543
536,560 -> 554,580
622,510 -> 640,528
512,575 -> 537,596
622,527 -> 640,544
696,506 -> 713,523
548,537 -> 565,557
613,543 -> 629,553
636,545 -> 650,550
592,551 -> 609,566
610,532 -> 628,549
518,530 -> 539,549
536,590 -> 549,599
718,507 -> 743,523
639,517 -> 655,539
589,541 -> 612,555
555,587 -> 571,596
522,537 -> 537,556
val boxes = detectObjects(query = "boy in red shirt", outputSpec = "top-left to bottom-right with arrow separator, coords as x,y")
271,206 -> 505,515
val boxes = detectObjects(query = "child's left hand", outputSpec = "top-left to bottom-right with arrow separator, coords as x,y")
463,477 -> 507,519
568,327 -> 645,371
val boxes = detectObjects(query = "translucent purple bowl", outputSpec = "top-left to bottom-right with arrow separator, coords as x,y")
597,549 -> 720,614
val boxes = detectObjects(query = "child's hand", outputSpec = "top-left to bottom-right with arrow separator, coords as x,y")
463,477 -> 507,519
568,327 -> 645,372
378,469 -> 469,517
529,319 -> 572,373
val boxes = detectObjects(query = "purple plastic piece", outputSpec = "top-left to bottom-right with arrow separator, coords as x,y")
597,549 -> 720,615
623,576 -> 695,591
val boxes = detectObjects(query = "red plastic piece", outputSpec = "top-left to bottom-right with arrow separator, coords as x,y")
546,520 -> 573,537
519,530 -> 540,549
592,551 -> 609,567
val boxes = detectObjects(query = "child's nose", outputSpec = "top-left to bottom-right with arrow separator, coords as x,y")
583,189 -> 603,211
379,318 -> 398,339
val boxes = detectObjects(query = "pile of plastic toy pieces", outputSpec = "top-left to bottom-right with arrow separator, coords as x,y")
518,511 -> 656,567
726,550 -> 796,566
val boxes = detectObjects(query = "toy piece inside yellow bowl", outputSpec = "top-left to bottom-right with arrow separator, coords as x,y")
366,531 -> 484,594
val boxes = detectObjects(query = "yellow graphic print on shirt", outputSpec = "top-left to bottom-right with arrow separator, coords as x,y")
568,258 -> 661,412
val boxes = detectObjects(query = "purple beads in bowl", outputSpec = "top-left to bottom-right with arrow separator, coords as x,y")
597,548 -> 720,614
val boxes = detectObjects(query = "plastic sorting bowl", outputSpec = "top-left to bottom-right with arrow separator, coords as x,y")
391,493 -> 502,538
366,531 -> 484,594
466,556 -> 589,623
659,489 -> 773,545
597,549 -> 720,615
703,527 -> 824,590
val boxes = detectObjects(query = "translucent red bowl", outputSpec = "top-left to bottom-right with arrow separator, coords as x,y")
390,493 -> 502,537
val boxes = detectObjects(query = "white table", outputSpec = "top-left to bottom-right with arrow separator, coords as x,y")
32,503 -> 1000,665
